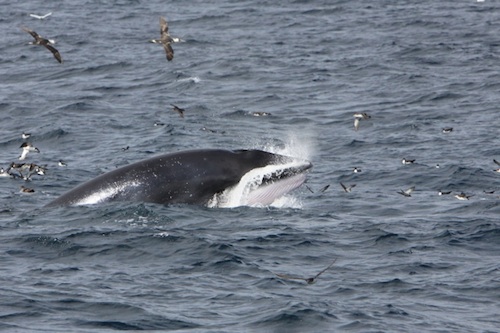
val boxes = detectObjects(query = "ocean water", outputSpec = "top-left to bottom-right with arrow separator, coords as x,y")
1,0 -> 499,332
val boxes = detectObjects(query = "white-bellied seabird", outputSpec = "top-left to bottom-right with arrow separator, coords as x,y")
397,186 -> 415,197
353,112 -> 371,131
455,192 -> 472,200
29,12 -> 52,20
442,127 -> 453,133
149,17 -> 182,61
19,142 -> 40,160
340,182 -> 356,193
438,190 -> 451,196
22,27 -> 62,63
0,168 -> 12,178
401,158 -> 415,165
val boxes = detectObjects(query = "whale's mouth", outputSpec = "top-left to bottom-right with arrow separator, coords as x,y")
208,159 -> 312,208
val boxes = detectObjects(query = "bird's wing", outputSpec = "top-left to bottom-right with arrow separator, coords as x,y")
313,258 -> 337,279
44,44 -> 63,63
340,183 -> 347,191
494,159 -> 500,166
319,184 -> 330,193
159,16 -> 169,36
354,118 -> 360,130
22,27 -> 40,40
163,42 -> 174,61
275,273 -> 306,282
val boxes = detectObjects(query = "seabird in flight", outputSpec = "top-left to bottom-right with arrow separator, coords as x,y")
149,16 -> 182,61
22,27 -> 62,63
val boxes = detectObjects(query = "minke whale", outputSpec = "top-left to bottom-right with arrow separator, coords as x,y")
46,149 -> 312,207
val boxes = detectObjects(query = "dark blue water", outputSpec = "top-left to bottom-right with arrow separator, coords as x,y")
1,1 -> 499,332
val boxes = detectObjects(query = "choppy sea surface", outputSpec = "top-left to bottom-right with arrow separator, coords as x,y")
1,1 -> 499,332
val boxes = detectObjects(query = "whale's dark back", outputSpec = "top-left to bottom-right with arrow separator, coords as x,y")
46,149 -> 292,207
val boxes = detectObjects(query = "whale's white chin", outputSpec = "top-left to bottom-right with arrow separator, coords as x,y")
208,162 -> 310,208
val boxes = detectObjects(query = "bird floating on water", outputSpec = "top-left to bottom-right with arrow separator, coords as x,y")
20,185 -> 35,193
454,192 -> 472,200
22,27 -> 62,63
401,158 -> 415,165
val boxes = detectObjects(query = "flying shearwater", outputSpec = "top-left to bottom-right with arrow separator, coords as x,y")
29,12 -> 52,20
19,142 -> 40,160
353,112 -> 371,131
171,104 -> 185,118
22,132 -> 31,140
275,259 -> 337,284
149,16 -> 182,61
397,186 -> 415,197
340,182 -> 356,193
22,27 -> 62,63
318,184 -> 330,193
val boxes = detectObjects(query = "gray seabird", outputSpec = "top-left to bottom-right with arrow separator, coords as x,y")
171,104 -> 185,118
275,259 -> 337,284
397,186 -> 415,197
149,16 -> 182,61
353,112 -> 371,131
22,27 -> 62,63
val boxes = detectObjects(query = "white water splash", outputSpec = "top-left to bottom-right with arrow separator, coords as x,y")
261,131 -> 315,163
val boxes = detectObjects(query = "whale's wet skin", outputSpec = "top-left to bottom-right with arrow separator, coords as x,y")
46,149 -> 312,208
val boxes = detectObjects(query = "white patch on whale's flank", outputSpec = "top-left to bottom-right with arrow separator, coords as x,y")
208,162 -> 308,208
75,181 -> 140,205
